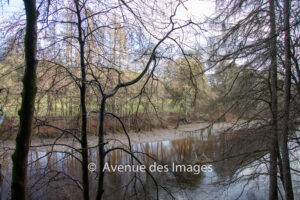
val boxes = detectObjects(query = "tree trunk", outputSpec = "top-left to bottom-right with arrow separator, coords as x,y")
11,0 -> 38,199
269,0 -> 278,199
96,96 -> 106,200
74,0 -> 90,199
281,0 -> 294,199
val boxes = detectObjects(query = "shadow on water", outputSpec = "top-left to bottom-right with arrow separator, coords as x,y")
0,129 -> 299,200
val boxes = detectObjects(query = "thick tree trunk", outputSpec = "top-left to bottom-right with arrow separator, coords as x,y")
79,40 -> 90,200
74,0 -> 90,199
11,0 -> 38,199
96,96 -> 106,200
268,0 -> 278,199
281,0 -> 294,199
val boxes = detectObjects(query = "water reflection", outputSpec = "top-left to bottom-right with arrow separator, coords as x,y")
1,131 -> 298,200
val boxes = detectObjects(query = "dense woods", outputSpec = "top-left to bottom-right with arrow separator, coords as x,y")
0,0 -> 299,199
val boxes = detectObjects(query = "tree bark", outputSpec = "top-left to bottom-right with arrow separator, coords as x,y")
74,0 -> 90,199
96,96 -> 106,200
281,0 -> 294,199
269,0 -> 278,199
11,0 -> 38,199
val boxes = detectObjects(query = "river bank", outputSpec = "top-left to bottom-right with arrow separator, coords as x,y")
0,122 -> 238,153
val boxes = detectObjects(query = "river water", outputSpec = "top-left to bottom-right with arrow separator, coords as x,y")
1,131 -> 299,200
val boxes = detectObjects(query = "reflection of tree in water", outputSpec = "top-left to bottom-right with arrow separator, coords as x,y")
168,138 -> 204,188
170,138 -> 194,163
166,129 -> 269,186
212,128 -> 269,180
0,128 -> 270,199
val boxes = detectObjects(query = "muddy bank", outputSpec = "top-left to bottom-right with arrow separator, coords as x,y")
0,122 -> 239,153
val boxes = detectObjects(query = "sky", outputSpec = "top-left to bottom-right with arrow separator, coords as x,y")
0,0 -> 23,18
0,0 -> 216,47
177,0 -> 215,20
0,0 -> 215,21
0,0 -> 216,63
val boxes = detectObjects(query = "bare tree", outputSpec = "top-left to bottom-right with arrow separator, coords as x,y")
11,0 -> 38,199
79,1 -> 196,198
281,0 -> 294,199
207,0 -> 299,198
73,0 -> 90,199
269,0 -> 279,199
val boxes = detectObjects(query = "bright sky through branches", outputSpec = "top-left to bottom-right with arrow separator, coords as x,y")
0,0 -> 215,22
0,0 -> 216,61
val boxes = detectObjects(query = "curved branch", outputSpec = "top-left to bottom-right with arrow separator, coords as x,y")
105,112 -> 132,152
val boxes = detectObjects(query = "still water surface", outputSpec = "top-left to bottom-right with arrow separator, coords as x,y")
1,132 -> 299,200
